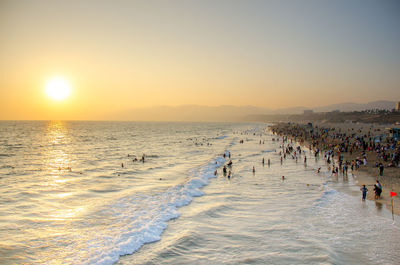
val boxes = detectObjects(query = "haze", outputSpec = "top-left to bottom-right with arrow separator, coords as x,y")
1,0 -> 399,121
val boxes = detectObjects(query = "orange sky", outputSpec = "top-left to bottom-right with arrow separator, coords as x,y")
1,0 -> 399,120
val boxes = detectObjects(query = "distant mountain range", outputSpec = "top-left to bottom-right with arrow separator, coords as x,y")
109,100 -> 397,122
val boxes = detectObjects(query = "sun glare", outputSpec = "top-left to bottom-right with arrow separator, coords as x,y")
45,77 -> 71,101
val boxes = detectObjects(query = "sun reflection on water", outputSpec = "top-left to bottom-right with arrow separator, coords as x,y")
40,121 -> 86,220
44,121 -> 72,174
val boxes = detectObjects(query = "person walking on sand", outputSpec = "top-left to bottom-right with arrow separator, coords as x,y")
378,163 -> 384,176
360,185 -> 368,201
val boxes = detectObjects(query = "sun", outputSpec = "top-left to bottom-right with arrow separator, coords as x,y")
45,76 -> 71,101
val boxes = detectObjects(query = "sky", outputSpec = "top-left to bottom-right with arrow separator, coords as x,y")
0,0 -> 399,120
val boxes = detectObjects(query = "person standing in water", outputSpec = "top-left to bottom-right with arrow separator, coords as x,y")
360,185 -> 368,201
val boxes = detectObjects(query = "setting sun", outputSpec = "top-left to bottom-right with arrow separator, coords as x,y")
45,77 -> 71,101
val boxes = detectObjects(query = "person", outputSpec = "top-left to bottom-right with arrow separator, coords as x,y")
378,163 -> 384,176
228,171 -> 231,179
376,180 -> 382,190
360,185 -> 368,201
317,167 -> 321,173
252,166 -> 255,173
282,175 -> 285,180
223,165 -> 227,175
373,184 -> 381,199
262,158 -> 265,166
227,160 -> 233,166
375,180 -> 382,199
268,158 -> 271,167
214,170 -> 217,176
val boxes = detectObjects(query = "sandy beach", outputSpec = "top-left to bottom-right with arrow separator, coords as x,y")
270,121 -> 400,215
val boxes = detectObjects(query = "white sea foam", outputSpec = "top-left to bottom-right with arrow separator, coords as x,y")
82,156 -> 225,265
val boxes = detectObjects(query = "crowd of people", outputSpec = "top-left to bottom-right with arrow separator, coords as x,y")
271,122 -> 400,202
271,122 -> 400,177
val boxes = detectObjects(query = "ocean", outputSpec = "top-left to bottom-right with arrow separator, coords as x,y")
0,121 -> 399,265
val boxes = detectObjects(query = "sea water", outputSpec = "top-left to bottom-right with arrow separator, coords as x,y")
0,121 -> 399,264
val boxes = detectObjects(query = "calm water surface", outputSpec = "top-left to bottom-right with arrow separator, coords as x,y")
0,121 -> 399,264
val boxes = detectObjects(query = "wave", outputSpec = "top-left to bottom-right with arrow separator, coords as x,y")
82,155 -> 226,265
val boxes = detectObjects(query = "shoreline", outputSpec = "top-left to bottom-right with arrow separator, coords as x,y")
270,121 -> 400,216
351,167 -> 400,215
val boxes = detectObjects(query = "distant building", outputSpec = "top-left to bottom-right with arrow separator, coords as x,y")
331,110 -> 340,113
303,109 -> 314,115
396,102 -> 400,111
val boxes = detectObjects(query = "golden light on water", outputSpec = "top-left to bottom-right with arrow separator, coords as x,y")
44,121 -> 73,175
45,76 -> 71,101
